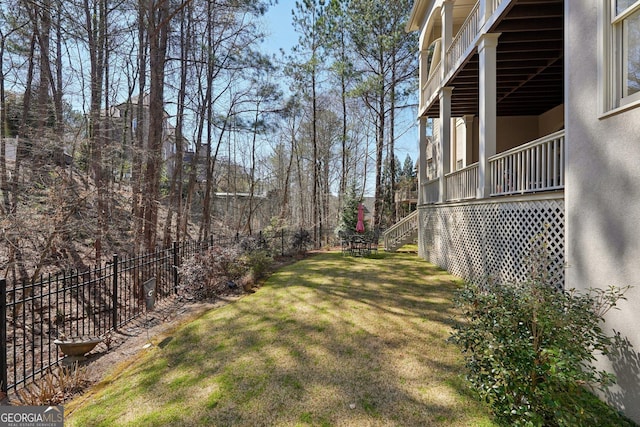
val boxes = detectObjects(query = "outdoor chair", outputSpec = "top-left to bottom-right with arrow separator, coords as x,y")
365,230 -> 380,254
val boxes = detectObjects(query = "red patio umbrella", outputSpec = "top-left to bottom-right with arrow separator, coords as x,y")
356,203 -> 365,233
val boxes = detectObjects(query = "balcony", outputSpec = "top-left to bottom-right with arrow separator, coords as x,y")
490,130 -> 564,196
421,130 -> 564,205
419,0 -> 563,117
421,60 -> 442,109
446,163 -> 478,201
421,179 -> 440,205
444,2 -> 481,74
421,0 -> 509,112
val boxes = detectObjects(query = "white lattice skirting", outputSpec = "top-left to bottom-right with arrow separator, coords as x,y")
418,194 -> 565,288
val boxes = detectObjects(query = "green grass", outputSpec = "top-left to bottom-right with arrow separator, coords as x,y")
66,251 -> 496,426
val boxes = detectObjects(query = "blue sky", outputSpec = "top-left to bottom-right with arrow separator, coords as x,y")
261,0 -> 420,164
261,0 -> 298,55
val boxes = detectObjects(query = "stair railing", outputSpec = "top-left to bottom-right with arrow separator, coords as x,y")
383,210 -> 419,252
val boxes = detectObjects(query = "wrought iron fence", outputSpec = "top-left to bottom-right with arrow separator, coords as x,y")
0,238 -> 219,394
0,230 -> 315,395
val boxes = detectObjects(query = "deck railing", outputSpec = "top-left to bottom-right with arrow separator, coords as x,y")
489,130 -> 565,196
445,163 -> 479,201
395,188 -> 418,203
421,60 -> 442,108
421,179 -> 440,204
422,0 -> 510,113
383,210 -> 419,252
422,131 -> 564,203
445,2 -> 480,72
489,0 -> 506,16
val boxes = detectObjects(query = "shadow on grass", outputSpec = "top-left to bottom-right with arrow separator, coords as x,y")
67,251 -> 495,427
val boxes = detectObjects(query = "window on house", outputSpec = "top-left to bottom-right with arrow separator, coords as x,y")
609,1 -> 640,108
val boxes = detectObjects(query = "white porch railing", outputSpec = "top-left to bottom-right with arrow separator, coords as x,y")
445,2 -> 481,72
422,0 -> 510,113
489,130 -> 565,196
421,60 -> 442,109
421,131 -> 564,203
445,163 -> 479,201
421,179 -> 440,204
489,0 -> 505,17
383,210 -> 419,252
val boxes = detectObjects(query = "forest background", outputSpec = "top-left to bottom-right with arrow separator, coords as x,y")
0,0 -> 420,283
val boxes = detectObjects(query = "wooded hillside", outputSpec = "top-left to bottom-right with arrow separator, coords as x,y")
0,0 -> 418,280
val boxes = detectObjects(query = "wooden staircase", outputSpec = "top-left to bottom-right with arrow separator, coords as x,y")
383,210 -> 419,252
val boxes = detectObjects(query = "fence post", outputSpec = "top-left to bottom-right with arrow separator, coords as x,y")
112,254 -> 118,331
0,279 -> 7,394
173,241 -> 180,294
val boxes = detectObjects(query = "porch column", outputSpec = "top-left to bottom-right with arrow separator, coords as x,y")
477,33 -> 500,199
463,114 -> 475,167
418,117 -> 428,205
438,87 -> 453,203
419,49 -> 429,107
441,0 -> 454,76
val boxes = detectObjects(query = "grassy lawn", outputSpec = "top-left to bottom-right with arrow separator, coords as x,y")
66,251 -> 496,426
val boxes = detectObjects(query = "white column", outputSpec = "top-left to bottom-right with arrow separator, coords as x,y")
439,87 -> 453,203
418,117 -> 428,205
463,114 -> 475,168
441,0 -> 454,76
477,33 -> 500,199
419,50 -> 429,108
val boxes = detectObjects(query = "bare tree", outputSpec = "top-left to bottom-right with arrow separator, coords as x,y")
345,0 -> 417,227
291,0 -> 327,246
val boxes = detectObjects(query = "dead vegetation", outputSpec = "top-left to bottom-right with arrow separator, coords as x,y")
13,363 -> 92,406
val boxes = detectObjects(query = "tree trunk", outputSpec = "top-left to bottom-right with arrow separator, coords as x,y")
389,52 -> 397,224
84,0 -> 108,262
142,0 -> 169,251
163,2 -> 191,246
373,87 -> 385,229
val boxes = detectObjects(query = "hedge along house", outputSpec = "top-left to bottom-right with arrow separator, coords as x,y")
405,0 -> 640,422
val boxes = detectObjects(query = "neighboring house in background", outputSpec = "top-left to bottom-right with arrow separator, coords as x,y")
107,94 -> 178,180
405,0 -> 640,423
105,98 -> 275,231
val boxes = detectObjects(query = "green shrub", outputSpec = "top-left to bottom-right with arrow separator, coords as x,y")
291,229 -> 312,254
178,246 -> 247,299
450,275 -> 630,426
243,249 -> 273,281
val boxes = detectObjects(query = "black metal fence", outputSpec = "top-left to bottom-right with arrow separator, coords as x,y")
0,230 -> 315,395
0,238 -> 219,394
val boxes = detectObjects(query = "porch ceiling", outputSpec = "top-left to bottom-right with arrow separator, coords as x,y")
424,0 -> 564,118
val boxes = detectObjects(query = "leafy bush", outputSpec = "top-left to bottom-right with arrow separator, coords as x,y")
291,229 -> 312,254
336,184 -> 361,236
242,249 -> 273,281
178,246 -> 247,300
239,235 -> 268,253
450,274 -> 631,426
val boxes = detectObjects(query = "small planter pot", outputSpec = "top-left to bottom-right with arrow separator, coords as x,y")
54,338 -> 102,363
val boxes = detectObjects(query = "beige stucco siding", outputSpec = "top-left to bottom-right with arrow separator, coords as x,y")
566,1 -> 640,422
496,116 -> 539,151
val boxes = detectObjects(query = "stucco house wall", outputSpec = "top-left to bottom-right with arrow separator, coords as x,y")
496,116 -> 539,151
565,1 -> 640,421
